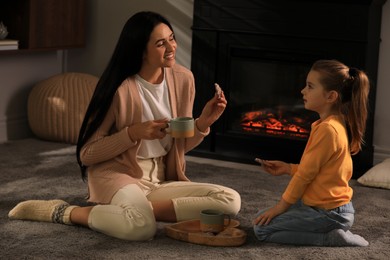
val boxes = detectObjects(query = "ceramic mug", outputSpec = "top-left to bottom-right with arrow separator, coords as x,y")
200,209 -> 231,234
167,117 -> 194,138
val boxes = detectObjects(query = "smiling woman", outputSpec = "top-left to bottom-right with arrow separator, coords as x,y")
8,11 -> 241,242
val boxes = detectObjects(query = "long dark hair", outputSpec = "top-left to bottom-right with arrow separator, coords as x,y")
76,11 -> 174,181
311,60 -> 370,155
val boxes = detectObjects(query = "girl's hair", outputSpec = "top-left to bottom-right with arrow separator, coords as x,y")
311,59 -> 370,155
76,11 -> 174,181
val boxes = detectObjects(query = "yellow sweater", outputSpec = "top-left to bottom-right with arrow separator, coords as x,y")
282,115 -> 353,210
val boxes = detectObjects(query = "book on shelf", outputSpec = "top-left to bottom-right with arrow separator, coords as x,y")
0,39 -> 19,50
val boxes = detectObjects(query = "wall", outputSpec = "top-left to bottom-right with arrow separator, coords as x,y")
1,0 -> 389,164
0,51 -> 64,141
374,1 -> 390,164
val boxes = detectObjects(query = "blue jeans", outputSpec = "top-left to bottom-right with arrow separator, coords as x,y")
253,201 -> 355,246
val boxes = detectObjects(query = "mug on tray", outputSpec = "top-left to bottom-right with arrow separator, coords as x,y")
200,209 -> 231,234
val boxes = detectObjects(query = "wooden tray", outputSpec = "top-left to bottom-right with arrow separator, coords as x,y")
165,219 -> 247,247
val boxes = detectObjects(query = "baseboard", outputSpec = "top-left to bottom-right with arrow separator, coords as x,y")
373,146 -> 390,165
0,114 -> 32,143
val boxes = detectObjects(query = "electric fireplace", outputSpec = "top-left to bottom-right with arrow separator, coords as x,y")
189,0 -> 386,178
227,49 -> 318,140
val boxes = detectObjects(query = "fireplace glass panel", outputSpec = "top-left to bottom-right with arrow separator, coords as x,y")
226,52 -> 319,140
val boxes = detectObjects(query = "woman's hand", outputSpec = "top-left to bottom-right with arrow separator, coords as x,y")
260,160 -> 291,176
196,88 -> 227,132
127,118 -> 169,142
253,199 -> 291,226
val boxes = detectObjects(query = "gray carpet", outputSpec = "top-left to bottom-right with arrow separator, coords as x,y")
1,139 -> 389,259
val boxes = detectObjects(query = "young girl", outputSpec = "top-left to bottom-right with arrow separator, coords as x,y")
253,59 -> 370,246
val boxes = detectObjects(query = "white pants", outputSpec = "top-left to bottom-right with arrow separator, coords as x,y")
87,158 -> 241,241
88,184 -> 156,241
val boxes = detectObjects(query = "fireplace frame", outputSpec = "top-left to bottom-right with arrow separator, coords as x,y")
189,0 -> 387,178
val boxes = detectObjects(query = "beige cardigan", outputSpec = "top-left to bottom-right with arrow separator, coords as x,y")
80,64 -> 209,203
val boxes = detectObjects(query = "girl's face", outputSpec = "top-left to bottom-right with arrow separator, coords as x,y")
301,70 -> 333,115
143,23 -> 177,70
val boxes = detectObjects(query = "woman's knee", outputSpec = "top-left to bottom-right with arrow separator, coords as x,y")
119,218 -> 157,241
111,207 -> 157,241
89,205 -> 157,241
215,187 -> 241,215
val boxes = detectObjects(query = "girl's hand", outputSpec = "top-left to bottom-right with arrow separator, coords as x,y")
196,86 -> 227,132
127,118 -> 169,142
253,199 -> 291,226
259,160 -> 291,176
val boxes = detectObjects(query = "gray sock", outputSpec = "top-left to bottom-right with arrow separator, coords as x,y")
326,229 -> 369,247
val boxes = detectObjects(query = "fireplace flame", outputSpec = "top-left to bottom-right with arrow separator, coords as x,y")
240,109 -> 311,139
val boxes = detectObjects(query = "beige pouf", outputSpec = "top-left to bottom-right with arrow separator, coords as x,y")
28,73 -> 98,144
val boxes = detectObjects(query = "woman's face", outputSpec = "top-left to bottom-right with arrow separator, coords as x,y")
143,23 -> 177,70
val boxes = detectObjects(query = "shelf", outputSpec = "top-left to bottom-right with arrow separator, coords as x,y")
0,0 -> 86,50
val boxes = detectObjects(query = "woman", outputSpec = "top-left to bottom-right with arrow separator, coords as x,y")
9,11 -> 241,241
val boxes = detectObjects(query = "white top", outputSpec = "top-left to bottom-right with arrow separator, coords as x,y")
135,73 -> 172,159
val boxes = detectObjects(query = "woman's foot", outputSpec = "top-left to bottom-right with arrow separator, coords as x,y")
8,199 -> 75,224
